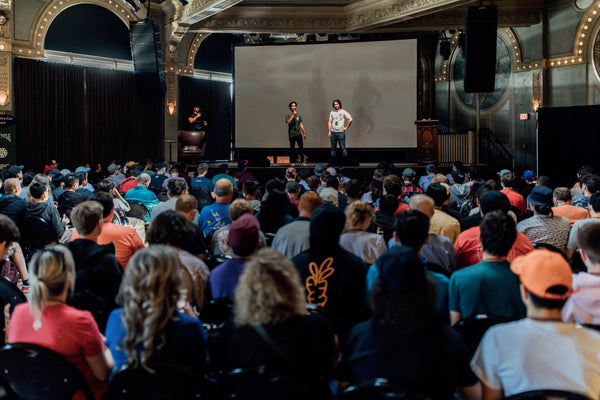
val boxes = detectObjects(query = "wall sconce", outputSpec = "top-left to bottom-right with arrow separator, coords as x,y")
0,91 -> 9,106
167,102 -> 176,115
532,99 -> 540,112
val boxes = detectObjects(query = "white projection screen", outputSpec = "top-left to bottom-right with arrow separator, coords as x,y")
234,39 -> 417,149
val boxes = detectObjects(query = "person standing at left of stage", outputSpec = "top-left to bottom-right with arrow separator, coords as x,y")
285,101 -> 307,166
188,106 -> 207,131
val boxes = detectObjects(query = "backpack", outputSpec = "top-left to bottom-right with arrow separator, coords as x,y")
116,177 -> 137,196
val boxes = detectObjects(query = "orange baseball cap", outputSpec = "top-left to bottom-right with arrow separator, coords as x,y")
510,249 -> 573,300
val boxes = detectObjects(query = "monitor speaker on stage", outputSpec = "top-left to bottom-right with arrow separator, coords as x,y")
130,21 -> 166,97
464,6 -> 497,94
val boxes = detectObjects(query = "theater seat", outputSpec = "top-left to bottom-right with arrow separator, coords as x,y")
178,130 -> 206,162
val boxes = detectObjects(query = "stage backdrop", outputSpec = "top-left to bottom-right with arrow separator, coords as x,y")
234,39 -> 418,149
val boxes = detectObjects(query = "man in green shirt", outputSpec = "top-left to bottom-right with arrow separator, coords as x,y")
285,101 -> 307,166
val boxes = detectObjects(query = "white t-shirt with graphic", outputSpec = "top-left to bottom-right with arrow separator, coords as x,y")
329,109 -> 351,133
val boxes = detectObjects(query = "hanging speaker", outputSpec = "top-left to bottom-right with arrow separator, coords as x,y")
464,6 -> 497,93
130,21 -> 166,96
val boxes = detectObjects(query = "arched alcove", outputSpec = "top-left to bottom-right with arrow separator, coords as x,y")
45,4 -> 131,60
193,33 -> 244,73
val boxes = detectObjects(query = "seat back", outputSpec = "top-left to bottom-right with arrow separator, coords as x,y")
220,366 -> 309,400
338,378 -> 435,400
0,278 -> 27,346
22,216 -> 56,250
452,314 -> 513,355
189,188 -> 213,212
125,201 -> 150,221
504,390 -> 594,400
107,362 -> 211,400
0,342 -> 94,400
178,130 -> 205,149
200,297 -> 233,327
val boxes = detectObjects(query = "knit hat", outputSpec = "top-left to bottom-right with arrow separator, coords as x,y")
511,249 -> 572,300
228,214 -> 260,257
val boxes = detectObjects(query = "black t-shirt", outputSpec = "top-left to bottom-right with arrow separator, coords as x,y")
189,112 -> 206,131
340,319 -> 478,399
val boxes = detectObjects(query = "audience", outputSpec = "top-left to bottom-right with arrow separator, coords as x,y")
339,200 -> 386,265
426,182 -> 461,243
552,187 -> 589,226
198,177 -> 233,236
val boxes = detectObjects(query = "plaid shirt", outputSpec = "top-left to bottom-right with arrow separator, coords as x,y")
403,183 -> 423,197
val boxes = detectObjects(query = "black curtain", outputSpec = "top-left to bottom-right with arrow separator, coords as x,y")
14,58 -> 163,170
178,76 -> 231,161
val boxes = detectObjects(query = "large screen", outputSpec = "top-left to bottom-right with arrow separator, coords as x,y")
234,39 -> 417,149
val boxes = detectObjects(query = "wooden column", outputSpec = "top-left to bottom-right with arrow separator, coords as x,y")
415,119 -> 439,163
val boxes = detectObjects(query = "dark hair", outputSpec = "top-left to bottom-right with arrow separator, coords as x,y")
298,169 -> 310,180
22,172 -> 35,187
97,179 -> 116,193
468,165 -> 480,180
90,191 -> 114,219
64,174 -> 78,189
425,182 -> 449,207
379,194 -> 399,216
577,223 -> 600,264
528,289 -> 568,310
0,214 -> 19,243
371,275 -> 438,329
29,182 -> 47,200
258,189 -> 292,234
242,179 -> 259,195
383,175 -> 402,198
501,172 -> 516,187
583,174 -> 600,194
394,210 -> 429,249
288,101 -> 297,109
346,179 -> 361,199
590,192 -> 600,213
307,176 -> 319,191
167,179 -> 187,197
326,177 -> 339,190
320,170 -> 331,183
553,187 -> 571,202
479,210 -> 516,256
332,99 -> 342,108
536,176 -> 551,188
146,210 -> 194,249
369,169 -> 385,203
532,204 -> 553,216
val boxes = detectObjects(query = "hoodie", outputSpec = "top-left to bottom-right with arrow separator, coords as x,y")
25,202 -> 65,240
562,272 -> 600,324
0,194 -> 27,227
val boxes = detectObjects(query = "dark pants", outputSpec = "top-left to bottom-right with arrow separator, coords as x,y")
330,131 -> 347,157
289,135 -> 304,163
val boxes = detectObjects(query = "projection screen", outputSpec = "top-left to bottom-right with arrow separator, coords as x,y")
234,39 -> 417,149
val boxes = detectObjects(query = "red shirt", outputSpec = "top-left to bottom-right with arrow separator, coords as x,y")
374,201 -> 410,215
501,189 -> 527,213
552,204 -> 590,226
454,226 -> 534,268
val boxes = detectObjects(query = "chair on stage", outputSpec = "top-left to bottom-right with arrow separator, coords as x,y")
178,130 -> 206,162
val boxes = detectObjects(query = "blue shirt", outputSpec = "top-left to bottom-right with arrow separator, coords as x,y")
191,176 -> 214,193
208,258 -> 247,300
198,202 -> 231,235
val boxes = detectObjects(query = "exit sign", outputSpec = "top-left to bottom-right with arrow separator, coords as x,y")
520,113 -> 529,120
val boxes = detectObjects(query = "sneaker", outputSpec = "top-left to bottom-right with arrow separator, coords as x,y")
21,283 -> 30,294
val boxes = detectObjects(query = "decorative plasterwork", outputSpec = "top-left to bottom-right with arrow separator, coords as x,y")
13,0 -> 140,58
181,32 -> 207,73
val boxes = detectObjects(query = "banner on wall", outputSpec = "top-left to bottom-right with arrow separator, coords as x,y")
0,114 -> 16,168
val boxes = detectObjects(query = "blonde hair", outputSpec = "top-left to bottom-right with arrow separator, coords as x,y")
29,246 -> 76,326
234,248 -> 305,327
229,198 -> 254,221
410,194 -> 435,219
118,245 -> 182,370
344,200 -> 374,231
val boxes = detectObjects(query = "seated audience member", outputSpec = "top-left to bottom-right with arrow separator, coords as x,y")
572,173 -> 600,209
284,167 -> 296,183
286,180 -> 301,209
233,160 -> 254,186
500,171 -> 526,213
408,194 -> 458,273
207,214 -> 261,300
339,200 -> 386,265
147,210 -> 209,313
105,245 -> 209,373
471,250 -> 600,399
58,173 -> 90,209
517,186 -> 570,251
449,211 -> 526,325
19,171 -> 36,200
449,169 -> 470,210
175,194 -> 208,259
75,170 -> 93,196
96,179 -> 130,223
7,246 -> 114,399
374,194 -> 398,245
521,170 -> 536,199
210,199 -> 266,258
455,191 -> 533,268
346,179 -> 361,204
567,192 -> 600,259
258,182 -> 297,235
562,223 -> 600,324
221,248 -> 336,400
401,167 -> 423,198
191,163 -> 213,193
307,175 -> 320,194
375,175 -> 409,214
342,246 -> 480,400
123,173 -> 160,221
198,178 -> 233,236
361,169 -> 384,205
25,182 -> 66,243
71,192 -> 145,270
0,178 -> 27,227
148,162 -> 169,193
106,163 -> 125,185
461,183 -> 497,230
67,201 -> 122,316
298,169 -> 310,191
552,186 -> 589,226
242,179 -> 260,214
326,176 -> 348,209
272,191 -> 323,259
419,163 -> 437,192
426,182 -> 461,243
0,215 -> 29,289
320,187 -> 339,206
150,178 -> 188,223
366,210 -> 451,320
293,205 -> 369,338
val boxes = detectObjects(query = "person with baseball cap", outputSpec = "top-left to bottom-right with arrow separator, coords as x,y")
471,249 -> 600,400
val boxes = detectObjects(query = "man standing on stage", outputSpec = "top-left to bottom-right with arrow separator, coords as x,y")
188,106 -> 207,131
285,101 -> 307,166
328,99 -> 352,160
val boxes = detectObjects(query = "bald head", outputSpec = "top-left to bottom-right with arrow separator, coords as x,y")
137,173 -> 151,187
409,194 -> 435,219
215,178 -> 233,203
3,178 -> 21,195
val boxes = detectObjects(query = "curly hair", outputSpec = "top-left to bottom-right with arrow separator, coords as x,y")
118,245 -> 182,370
344,200 -> 375,231
234,248 -> 305,327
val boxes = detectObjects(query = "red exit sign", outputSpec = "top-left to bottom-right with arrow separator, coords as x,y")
520,113 -> 529,120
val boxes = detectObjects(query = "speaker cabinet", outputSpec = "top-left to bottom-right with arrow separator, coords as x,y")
130,21 -> 166,96
464,6 -> 497,93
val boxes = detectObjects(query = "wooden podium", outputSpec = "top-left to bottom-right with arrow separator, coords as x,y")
415,120 -> 439,163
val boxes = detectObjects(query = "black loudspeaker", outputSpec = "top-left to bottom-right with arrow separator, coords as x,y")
464,6 -> 497,93
130,21 -> 166,96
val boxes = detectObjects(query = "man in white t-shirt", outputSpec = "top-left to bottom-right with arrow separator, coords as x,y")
328,99 -> 352,159
471,249 -> 600,400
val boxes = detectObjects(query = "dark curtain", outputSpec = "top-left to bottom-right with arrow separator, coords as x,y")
178,76 -> 231,161
14,58 -> 163,171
